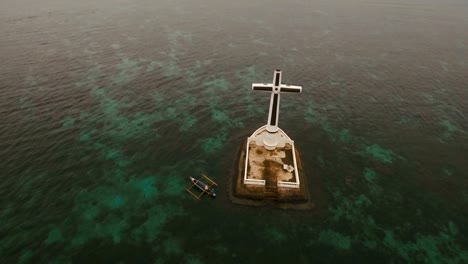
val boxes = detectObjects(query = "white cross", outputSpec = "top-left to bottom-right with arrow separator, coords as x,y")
252,69 -> 302,133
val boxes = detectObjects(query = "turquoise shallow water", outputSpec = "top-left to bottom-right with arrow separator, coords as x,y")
1,0 -> 467,263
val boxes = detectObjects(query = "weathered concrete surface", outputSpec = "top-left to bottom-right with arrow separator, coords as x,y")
230,141 -> 314,210
246,143 -> 295,183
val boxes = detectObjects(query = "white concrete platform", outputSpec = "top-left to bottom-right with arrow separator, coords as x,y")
243,125 -> 300,188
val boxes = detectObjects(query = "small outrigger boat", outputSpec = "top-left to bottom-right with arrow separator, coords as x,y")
186,174 -> 218,200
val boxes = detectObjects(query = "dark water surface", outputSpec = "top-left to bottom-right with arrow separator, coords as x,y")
1,0 -> 467,263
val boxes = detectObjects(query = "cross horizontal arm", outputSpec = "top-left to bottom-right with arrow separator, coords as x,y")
280,84 -> 302,93
252,83 -> 273,91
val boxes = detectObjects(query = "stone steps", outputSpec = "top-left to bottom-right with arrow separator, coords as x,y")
264,186 -> 278,199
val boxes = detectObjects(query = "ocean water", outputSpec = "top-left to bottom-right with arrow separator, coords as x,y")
1,0 -> 467,263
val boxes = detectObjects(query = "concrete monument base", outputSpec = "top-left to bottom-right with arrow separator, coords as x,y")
230,141 -> 313,210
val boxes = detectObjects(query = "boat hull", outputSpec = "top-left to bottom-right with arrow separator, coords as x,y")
190,177 -> 216,197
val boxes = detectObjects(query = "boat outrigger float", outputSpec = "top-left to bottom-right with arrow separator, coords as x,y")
186,174 -> 218,200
